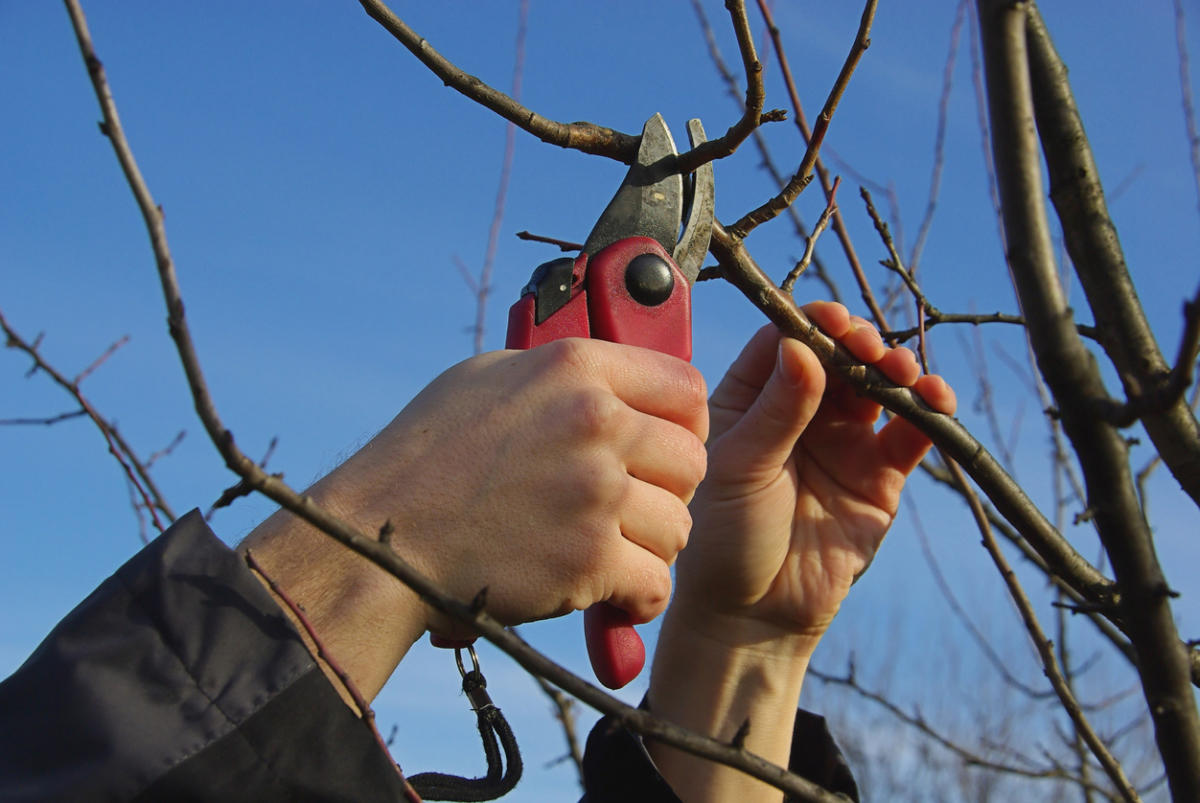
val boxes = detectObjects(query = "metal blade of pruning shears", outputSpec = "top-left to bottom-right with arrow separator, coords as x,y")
582,114 -> 714,285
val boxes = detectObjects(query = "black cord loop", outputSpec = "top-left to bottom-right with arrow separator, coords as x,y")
406,648 -> 523,801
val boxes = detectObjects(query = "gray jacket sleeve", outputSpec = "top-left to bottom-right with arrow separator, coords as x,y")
0,510 -> 857,802
0,510 -> 409,803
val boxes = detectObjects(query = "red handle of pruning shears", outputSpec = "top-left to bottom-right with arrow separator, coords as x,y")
506,237 -> 692,690
432,114 -> 712,691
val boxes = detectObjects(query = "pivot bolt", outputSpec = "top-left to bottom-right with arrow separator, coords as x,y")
624,253 -> 674,307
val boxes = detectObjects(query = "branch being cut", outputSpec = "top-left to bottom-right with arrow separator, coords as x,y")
710,221 -> 1113,606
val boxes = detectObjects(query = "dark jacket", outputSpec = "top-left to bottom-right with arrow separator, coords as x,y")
0,512 -> 856,802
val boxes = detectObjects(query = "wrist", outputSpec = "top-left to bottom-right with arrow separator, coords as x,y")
239,497 -> 429,705
663,593 -> 825,666
646,606 -> 815,802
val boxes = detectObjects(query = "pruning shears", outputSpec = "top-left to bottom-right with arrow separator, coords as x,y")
506,114 -> 715,689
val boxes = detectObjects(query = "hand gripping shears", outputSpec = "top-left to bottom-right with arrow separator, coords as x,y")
506,114 -> 715,689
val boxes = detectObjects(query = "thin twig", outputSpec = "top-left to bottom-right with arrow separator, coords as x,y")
690,0 -> 842,301
728,0 -> 878,240
908,498 -> 1052,701
908,0 -> 969,274
74,334 -> 129,384
466,0 -> 528,356
674,0 -> 785,175
754,0 -> 887,328
1175,0 -> 1200,220
809,663 -> 1120,799
941,456 -> 1140,803
358,0 -> 636,163
860,187 -> 936,366
0,409 -> 88,426
1,307 -> 174,534
515,230 -> 582,253
782,177 -> 840,293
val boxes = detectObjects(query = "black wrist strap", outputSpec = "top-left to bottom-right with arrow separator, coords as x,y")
407,647 -> 523,801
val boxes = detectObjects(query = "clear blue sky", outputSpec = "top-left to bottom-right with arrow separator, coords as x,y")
3,2 -> 1198,798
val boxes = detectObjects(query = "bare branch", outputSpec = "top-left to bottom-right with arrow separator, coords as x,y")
74,334 -> 129,385
674,0 -> 786,175
465,0 -> 528,356
1175,0 -> 1200,219
940,454 -> 1139,802
1,307 -> 175,533
809,663 -> 1121,799
727,0 -> 878,240
0,409 -> 88,426
908,0 -> 969,274
979,2 -> 1200,796
1025,4 -> 1200,509
710,222 -> 1114,604
782,177 -> 840,293
357,0 -> 636,163
690,0 -> 843,302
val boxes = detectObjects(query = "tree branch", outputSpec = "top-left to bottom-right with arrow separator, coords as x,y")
690,0 -> 843,302
781,177 -> 840,293
1,308 -> 175,535
710,220 -> 1113,606
977,2 -> 1200,797
674,0 -> 786,175
727,0 -> 878,240
1025,3 -> 1200,509
809,662 -> 1122,800
941,456 -> 1140,802
357,0 -> 637,162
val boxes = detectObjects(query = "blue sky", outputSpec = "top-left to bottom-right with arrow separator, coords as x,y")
3,2 -> 1199,798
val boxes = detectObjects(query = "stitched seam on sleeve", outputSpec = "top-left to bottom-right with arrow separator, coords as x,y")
118,572 -> 310,798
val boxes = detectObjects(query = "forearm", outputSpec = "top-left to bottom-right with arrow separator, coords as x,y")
646,606 -> 818,802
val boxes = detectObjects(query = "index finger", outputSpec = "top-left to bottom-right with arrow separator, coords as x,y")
532,338 -> 710,442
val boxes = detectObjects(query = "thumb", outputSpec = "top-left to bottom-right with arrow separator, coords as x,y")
711,337 -> 825,483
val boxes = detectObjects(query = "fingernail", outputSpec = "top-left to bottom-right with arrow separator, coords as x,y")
777,340 -> 804,387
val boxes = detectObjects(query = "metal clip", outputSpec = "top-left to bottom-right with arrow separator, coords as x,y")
455,646 -> 495,713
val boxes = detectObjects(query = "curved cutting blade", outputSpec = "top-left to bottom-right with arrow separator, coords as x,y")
672,119 -> 715,285
582,114 -> 683,258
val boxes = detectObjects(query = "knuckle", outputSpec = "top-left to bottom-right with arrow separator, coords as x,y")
678,365 -> 710,428
681,433 -> 708,491
567,454 -> 628,511
539,337 -> 595,379
640,564 -> 673,618
664,500 -> 692,559
567,387 -> 624,441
